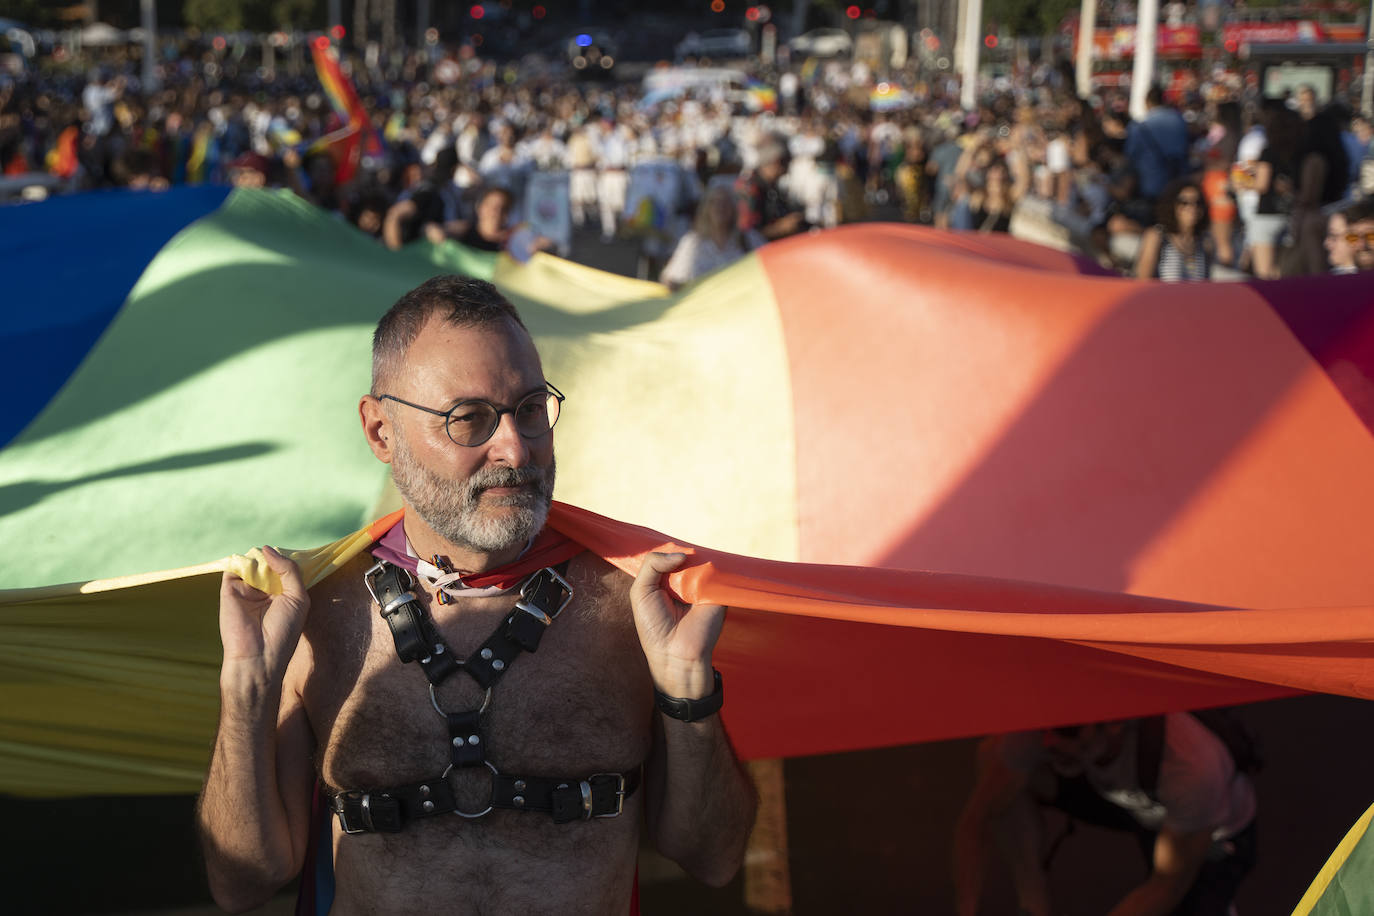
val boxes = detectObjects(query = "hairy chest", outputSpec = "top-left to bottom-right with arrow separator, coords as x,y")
302,558 -> 654,793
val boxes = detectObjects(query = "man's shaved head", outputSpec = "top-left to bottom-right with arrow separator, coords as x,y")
371,275 -> 527,394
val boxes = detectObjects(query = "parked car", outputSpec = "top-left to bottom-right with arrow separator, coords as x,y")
789,28 -> 853,58
675,28 -> 751,61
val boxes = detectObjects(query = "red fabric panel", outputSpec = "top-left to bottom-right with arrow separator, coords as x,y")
544,503 -> 1374,759
759,225 -> 1374,612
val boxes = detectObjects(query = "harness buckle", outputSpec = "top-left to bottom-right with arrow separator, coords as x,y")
333,790 -> 402,834
380,591 -> 419,618
589,772 -> 627,818
515,566 -> 575,625
334,791 -> 369,834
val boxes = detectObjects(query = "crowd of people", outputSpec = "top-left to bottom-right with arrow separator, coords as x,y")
5,35 -> 1374,286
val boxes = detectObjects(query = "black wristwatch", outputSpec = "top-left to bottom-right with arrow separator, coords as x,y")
654,669 -> 724,722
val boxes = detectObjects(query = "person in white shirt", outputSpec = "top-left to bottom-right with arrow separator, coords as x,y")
597,118 -> 634,241
659,185 -> 748,290
956,714 -> 1257,916
566,124 -> 599,228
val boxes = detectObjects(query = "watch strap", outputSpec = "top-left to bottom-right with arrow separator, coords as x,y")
653,669 -> 724,722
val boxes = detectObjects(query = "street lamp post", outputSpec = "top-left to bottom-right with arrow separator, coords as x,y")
1076,0 -> 1097,99
1363,0 -> 1374,117
1130,0 -> 1160,120
959,0 -> 984,110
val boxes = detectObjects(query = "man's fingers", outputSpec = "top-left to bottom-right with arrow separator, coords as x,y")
262,546 -> 308,600
632,551 -> 687,590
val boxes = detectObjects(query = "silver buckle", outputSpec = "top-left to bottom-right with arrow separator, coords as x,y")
589,773 -> 626,818
335,792 -> 371,834
516,567 -> 574,625
380,591 -> 418,617
364,560 -> 412,607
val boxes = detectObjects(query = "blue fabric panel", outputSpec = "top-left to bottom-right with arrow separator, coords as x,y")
0,185 -> 231,446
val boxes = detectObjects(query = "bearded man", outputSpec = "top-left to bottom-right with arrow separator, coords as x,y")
197,275 -> 756,914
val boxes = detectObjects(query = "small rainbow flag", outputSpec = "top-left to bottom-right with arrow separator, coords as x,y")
869,82 -> 913,112
745,78 -> 778,113
309,39 -> 383,183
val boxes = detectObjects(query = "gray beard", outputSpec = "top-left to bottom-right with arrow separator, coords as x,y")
390,440 -> 555,553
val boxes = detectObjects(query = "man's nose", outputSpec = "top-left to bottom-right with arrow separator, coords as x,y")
484,411 -> 531,465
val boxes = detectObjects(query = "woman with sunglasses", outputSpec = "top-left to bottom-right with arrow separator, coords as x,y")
1135,178 -> 1212,282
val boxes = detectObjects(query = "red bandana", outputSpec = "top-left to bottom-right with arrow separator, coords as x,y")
370,512 -> 584,592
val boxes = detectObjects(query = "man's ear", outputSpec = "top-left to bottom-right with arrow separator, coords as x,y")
360,395 -> 394,463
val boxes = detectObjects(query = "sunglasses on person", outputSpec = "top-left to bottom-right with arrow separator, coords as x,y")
1342,232 -> 1374,247
1175,196 -> 1202,208
377,385 -> 565,447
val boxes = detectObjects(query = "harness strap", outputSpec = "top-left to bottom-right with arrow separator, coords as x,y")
369,562 -> 433,665
464,566 -> 574,687
332,766 -> 641,833
367,561 -> 572,689
447,709 -> 486,768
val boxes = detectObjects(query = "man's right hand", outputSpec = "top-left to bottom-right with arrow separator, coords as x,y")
218,545 -> 309,679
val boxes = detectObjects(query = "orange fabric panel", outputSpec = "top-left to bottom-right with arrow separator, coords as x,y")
759,226 -> 1374,613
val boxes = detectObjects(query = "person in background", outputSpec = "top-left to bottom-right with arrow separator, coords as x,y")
1326,208 -> 1358,274
894,125 -> 928,223
1249,100 -> 1299,280
1351,115 -> 1374,197
659,185 -> 748,290
1136,178 -> 1212,281
1232,103 -> 1268,273
1342,198 -> 1374,272
1290,110 -> 1351,276
735,138 -> 806,247
955,715 -> 1257,916
927,126 -> 965,229
382,148 -> 469,250
453,185 -> 551,255
1125,87 -> 1190,208
1199,101 -> 1241,267
965,159 -> 1017,234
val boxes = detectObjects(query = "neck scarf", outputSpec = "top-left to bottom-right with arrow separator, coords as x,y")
370,513 -> 583,598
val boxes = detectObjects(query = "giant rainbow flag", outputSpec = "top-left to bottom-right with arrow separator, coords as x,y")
4,188 -> 1374,910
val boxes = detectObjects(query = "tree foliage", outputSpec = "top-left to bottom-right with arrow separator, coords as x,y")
985,0 -> 1079,36
182,0 -> 244,32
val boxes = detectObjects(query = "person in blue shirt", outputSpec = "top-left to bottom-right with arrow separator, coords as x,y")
1125,87 -> 1190,205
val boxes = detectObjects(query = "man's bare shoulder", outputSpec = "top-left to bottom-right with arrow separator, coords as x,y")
285,553 -> 374,697
565,551 -> 633,623
306,551 -> 375,609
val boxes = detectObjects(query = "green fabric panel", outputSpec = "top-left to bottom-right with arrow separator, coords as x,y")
1307,823 -> 1374,916
0,189 -> 496,589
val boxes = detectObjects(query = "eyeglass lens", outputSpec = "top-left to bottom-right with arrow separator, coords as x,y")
1343,232 -> 1374,246
446,390 -> 560,446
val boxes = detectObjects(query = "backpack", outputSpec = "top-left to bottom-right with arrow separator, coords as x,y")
1136,708 -> 1263,800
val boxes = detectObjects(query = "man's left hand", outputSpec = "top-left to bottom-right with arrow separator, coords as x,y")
630,552 -> 724,701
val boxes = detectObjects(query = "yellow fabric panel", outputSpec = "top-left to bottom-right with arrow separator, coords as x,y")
0,523 -> 377,797
0,572 -> 222,795
496,252 -> 801,563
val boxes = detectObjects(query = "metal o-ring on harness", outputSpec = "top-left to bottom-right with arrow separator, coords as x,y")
429,683 -> 493,718
441,760 -> 499,818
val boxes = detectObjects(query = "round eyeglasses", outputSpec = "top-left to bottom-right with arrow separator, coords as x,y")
377,384 -> 564,447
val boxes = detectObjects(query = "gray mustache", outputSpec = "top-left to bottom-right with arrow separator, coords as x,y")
469,466 -> 546,492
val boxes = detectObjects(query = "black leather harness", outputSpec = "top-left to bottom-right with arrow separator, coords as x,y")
330,558 -> 641,834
